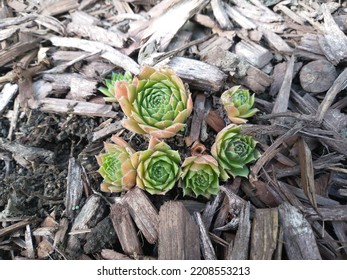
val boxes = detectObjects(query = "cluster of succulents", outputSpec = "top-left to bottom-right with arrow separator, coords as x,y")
97,66 -> 260,198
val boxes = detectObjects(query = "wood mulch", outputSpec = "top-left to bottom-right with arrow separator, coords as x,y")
1,0 -> 347,260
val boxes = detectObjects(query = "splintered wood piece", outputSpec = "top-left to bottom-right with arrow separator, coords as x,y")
298,137 -> 317,210
30,97 -> 117,118
279,202 -> 321,260
0,40 -> 39,67
185,93 -> 206,146
331,221 -> 347,256
65,158 -> 84,219
53,218 -> 69,248
0,14 -> 36,28
201,48 -> 272,93
205,110 -> 225,133
135,0 -> 209,52
211,0 -> 233,30
71,195 -> 106,231
158,201 -> 200,260
0,137 -> 55,164
202,191 -> 224,230
110,202 -> 143,256
24,225 -> 35,259
194,212 -> 217,260
227,202 -> 251,260
250,208 -> 278,260
305,205 -> 347,221
83,217 -> 117,254
167,56 -> 227,92
67,23 -> 126,49
40,0 -> 79,16
0,220 -> 30,238
224,3 -> 256,29
271,55 -> 294,116
0,83 -> 18,114
123,187 -> 159,244
259,27 -> 293,54
101,249 -> 132,260
50,36 -> 139,74
235,40 -> 273,69
316,68 -> 347,123
319,4 -> 347,65
92,122 -> 123,142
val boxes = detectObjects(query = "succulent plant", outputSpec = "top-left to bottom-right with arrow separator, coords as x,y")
220,86 -> 258,124
98,71 -> 133,102
131,138 -> 181,195
180,155 -> 220,199
96,135 -> 137,192
211,124 -> 260,180
114,66 -> 193,138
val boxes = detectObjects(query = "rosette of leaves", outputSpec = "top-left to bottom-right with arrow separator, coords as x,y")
98,71 -> 132,102
211,124 -> 260,180
114,66 -> 193,138
96,135 -> 137,192
180,155 -> 220,199
220,86 -> 258,124
131,138 -> 181,195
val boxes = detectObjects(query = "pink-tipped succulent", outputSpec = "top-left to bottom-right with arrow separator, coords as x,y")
98,71 -> 132,102
180,155 -> 220,199
96,135 -> 137,192
131,138 -> 181,195
211,124 -> 260,180
221,86 -> 258,124
114,66 -> 193,138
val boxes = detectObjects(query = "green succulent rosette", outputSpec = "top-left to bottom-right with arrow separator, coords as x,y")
98,71 -> 133,102
211,124 -> 260,180
131,138 -> 181,195
221,86 -> 258,124
96,135 -> 137,192
180,155 -> 220,199
114,66 -> 193,138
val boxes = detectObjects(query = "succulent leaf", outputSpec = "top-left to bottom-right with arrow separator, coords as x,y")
114,66 -> 193,138
221,86 -> 259,124
180,155 -> 220,199
96,136 -> 137,192
211,124 -> 260,180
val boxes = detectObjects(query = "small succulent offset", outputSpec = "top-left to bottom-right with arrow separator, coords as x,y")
180,155 -> 220,199
96,135 -> 137,192
98,71 -> 133,102
131,138 -> 181,195
211,124 -> 260,180
220,86 -> 258,124
114,66 -> 193,138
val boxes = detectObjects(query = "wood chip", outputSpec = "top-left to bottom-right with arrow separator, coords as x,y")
318,4 -> 347,65
279,202 -> 321,259
50,36 -> 140,74
30,97 -> 117,118
123,187 -> 159,244
0,83 -> 18,114
65,158 -> 84,219
110,201 -> 143,256
250,208 -> 278,260
167,56 -> 227,92
158,201 -> 200,260
194,212 -> 217,260
227,202 -> 251,260
298,137 -> 317,210
185,93 -> 206,146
